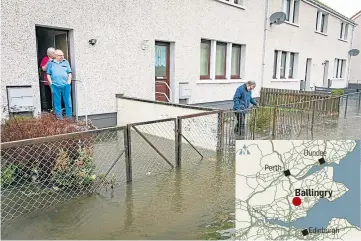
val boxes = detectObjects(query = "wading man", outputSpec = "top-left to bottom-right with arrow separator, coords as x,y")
47,49 -> 73,120
232,81 -> 258,138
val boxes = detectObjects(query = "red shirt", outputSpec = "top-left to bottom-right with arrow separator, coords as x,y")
40,56 -> 50,85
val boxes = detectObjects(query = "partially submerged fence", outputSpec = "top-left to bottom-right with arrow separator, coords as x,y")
1,90 -> 361,223
259,87 -> 340,113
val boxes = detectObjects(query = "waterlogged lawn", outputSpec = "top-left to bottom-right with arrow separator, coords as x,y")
200,212 -> 235,240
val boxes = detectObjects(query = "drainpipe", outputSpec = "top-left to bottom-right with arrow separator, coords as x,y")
346,24 -> 355,87
260,0 -> 270,92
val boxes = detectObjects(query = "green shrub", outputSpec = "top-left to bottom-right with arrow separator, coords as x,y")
247,107 -> 273,133
331,89 -> 344,96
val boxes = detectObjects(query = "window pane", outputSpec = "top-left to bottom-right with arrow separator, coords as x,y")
321,14 -> 325,32
155,45 -> 167,77
289,53 -> 295,78
273,51 -> 278,78
336,59 -> 340,78
344,24 -> 348,39
280,52 -> 287,78
316,12 -> 320,30
286,0 -> 291,21
215,43 -> 226,77
292,0 -> 298,23
340,60 -> 345,78
231,45 -> 241,77
200,41 -> 210,77
340,23 -> 344,39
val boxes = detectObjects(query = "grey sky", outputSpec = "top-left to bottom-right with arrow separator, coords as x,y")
321,0 -> 361,17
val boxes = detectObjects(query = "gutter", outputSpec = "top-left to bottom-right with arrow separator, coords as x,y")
260,0 -> 270,90
303,0 -> 357,26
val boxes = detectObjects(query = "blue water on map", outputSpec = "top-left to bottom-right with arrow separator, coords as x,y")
268,141 -> 361,229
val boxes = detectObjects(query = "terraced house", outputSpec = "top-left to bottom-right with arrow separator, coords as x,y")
349,10 -> 361,86
1,0 -> 357,127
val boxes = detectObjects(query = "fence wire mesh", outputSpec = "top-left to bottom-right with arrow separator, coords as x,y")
1,127 -> 125,223
128,119 -> 176,180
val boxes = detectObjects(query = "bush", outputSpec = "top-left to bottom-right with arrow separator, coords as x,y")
247,107 -> 273,134
331,89 -> 344,96
1,114 -> 95,189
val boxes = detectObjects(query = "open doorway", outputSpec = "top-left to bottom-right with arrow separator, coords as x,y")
35,26 -> 74,113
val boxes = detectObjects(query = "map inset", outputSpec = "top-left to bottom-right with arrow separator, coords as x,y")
236,140 -> 361,240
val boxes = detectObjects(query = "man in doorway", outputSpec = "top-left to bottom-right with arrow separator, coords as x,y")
47,49 -> 73,120
39,47 -> 55,111
232,81 -> 258,138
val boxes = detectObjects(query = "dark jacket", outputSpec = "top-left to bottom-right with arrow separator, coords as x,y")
232,84 -> 257,111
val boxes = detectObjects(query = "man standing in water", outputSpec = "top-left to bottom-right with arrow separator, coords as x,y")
232,81 -> 258,139
47,49 -> 73,120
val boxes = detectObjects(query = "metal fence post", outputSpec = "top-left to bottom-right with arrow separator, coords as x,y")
271,106 -> 278,139
175,118 -> 182,168
124,125 -> 132,183
358,91 -> 361,108
216,112 -> 225,154
252,108 -> 257,140
344,95 -> 349,118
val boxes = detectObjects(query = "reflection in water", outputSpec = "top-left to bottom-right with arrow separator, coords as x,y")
124,184 -> 133,232
172,170 -> 183,213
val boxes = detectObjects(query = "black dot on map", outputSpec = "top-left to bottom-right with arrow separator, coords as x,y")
301,229 -> 309,236
318,157 -> 326,165
283,170 -> 291,177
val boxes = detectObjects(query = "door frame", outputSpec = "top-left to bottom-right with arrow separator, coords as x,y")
155,41 -> 171,102
35,25 -> 76,115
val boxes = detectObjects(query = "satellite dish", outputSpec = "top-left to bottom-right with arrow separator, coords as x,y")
270,12 -> 287,25
348,49 -> 360,56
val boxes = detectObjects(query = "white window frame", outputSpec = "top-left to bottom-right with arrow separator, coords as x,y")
273,50 -> 298,79
339,22 -> 348,41
334,58 -> 346,78
200,39 -> 246,81
316,11 -> 328,34
216,0 -> 245,9
283,0 -> 300,24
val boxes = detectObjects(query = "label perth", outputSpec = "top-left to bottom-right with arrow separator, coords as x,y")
295,189 -> 333,198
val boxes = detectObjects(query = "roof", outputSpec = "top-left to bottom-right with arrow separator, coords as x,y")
306,0 -> 356,25
351,10 -> 361,20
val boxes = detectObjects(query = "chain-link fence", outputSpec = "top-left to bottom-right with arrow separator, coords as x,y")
1,126 -> 126,223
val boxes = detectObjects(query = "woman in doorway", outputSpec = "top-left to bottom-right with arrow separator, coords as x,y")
39,47 -> 56,111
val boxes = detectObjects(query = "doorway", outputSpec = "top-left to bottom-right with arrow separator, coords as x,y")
322,60 -> 330,87
155,42 -> 171,102
35,26 -> 74,113
304,58 -> 312,90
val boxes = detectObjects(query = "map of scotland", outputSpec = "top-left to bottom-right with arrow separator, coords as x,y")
236,140 -> 361,240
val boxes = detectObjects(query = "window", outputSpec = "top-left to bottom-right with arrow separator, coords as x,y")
215,42 -> 227,79
273,50 -> 298,79
316,11 -> 328,33
283,0 -> 300,24
334,59 -> 346,78
273,51 -> 278,79
199,39 -> 245,80
280,52 -> 287,79
231,45 -> 241,79
340,22 -> 349,40
200,40 -> 211,79
289,53 -> 295,78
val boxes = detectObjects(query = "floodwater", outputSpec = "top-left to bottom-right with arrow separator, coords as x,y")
1,149 -> 235,240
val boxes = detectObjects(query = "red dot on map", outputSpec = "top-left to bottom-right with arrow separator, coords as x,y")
292,197 -> 302,206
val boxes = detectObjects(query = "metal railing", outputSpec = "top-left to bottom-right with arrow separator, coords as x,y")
1,91 -> 360,223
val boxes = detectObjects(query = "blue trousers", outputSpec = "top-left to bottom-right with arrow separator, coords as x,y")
52,84 -> 72,119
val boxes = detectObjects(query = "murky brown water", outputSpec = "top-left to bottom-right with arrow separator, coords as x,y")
1,154 -> 235,240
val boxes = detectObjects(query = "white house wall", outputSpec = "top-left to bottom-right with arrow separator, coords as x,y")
1,0 -> 356,120
1,0 -> 265,119
264,0 -> 353,90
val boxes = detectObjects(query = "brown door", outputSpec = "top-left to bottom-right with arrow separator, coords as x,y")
155,42 -> 170,102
